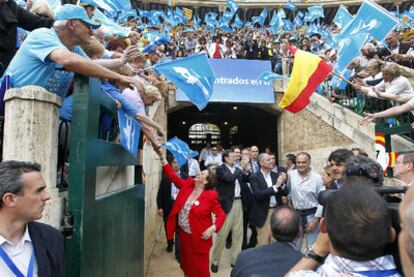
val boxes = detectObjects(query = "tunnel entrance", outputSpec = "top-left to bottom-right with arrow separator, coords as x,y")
168,103 -> 280,153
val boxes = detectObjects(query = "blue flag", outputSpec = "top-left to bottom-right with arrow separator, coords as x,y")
308,5 -> 324,19
283,19 -> 294,32
334,33 -> 370,74
285,0 -> 297,11
163,137 -> 198,168
303,13 -> 314,23
337,0 -> 399,42
93,9 -> 130,36
252,8 -> 268,26
227,0 -> 239,14
154,53 -> 216,111
333,5 -> 353,29
258,71 -> 289,81
297,11 -> 305,18
294,15 -> 303,27
232,14 -> 243,29
118,109 -> 141,158
277,8 -> 286,19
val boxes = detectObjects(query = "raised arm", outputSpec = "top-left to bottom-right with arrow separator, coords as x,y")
161,161 -> 187,189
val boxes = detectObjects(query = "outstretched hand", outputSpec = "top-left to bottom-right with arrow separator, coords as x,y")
359,113 -> 377,125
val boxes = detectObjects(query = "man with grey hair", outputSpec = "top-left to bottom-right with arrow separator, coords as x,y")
287,152 -> 324,253
3,4 -> 144,94
0,161 -> 64,276
250,153 -> 288,246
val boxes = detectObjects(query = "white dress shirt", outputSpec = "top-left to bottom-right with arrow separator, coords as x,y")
204,154 -> 223,166
0,226 -> 38,277
187,158 -> 200,177
226,164 -> 241,198
261,169 -> 277,208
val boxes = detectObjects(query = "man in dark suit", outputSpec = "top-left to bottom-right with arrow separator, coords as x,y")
250,153 -> 288,246
231,206 -> 302,277
0,161 -> 64,277
156,154 -> 188,257
211,150 -> 246,272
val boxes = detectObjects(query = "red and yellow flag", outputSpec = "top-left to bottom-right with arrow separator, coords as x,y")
279,47 -> 332,113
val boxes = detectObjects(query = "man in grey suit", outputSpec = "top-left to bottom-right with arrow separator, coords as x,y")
231,206 -> 302,277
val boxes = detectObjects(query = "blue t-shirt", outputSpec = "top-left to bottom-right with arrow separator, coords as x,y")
4,28 -> 77,90
59,95 -> 73,121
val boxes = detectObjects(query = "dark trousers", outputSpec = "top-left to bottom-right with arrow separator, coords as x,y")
163,214 -> 180,260
242,209 -> 257,248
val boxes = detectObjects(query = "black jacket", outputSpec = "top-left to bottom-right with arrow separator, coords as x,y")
231,242 -> 303,277
249,170 -> 288,227
28,221 -> 64,277
378,43 -> 411,59
239,172 -> 255,212
156,170 -> 188,221
215,164 -> 245,214
0,0 -> 54,73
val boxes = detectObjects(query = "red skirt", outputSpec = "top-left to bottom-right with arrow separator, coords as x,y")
179,228 -> 210,277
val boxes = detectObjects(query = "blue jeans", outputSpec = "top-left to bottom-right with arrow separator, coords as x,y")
296,213 -> 319,253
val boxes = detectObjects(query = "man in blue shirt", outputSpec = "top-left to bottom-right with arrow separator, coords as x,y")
3,4 -> 144,93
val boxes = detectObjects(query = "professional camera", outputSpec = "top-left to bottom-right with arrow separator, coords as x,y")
318,155 -> 408,274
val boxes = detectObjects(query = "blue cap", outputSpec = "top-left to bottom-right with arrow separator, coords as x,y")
56,4 -> 101,29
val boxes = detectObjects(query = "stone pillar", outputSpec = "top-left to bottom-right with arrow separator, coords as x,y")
3,86 -> 62,228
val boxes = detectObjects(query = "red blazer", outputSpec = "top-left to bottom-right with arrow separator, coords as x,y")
163,164 -> 226,254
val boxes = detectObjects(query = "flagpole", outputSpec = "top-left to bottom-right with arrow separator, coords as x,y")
331,71 -> 353,86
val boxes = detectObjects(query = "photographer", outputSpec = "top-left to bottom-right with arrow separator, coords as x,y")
287,184 -> 399,276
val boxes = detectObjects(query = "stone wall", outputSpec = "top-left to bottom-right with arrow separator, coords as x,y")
143,98 -> 166,272
2,86 -> 63,228
277,94 -> 355,174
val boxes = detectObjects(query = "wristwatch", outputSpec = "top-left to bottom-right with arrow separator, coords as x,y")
305,249 -> 325,264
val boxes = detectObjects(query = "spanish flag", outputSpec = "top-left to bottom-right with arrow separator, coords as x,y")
279,47 -> 332,113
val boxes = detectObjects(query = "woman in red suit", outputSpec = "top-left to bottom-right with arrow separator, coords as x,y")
158,153 -> 226,277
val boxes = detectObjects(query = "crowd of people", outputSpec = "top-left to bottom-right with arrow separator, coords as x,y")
0,0 -> 414,277
156,142 -> 414,276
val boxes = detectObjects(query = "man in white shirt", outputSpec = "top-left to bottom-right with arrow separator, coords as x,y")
288,152 -> 325,253
0,161 -> 64,277
198,142 -> 211,169
204,146 -> 223,166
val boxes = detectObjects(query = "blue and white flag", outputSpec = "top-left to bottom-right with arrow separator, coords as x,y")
141,33 -> 170,54
154,53 -> 215,110
163,137 -> 198,168
277,8 -> 286,19
118,109 -> 141,158
337,0 -> 399,42
333,5 -> 353,29
334,33 -> 370,74
297,11 -> 305,18
194,15 -> 201,29
258,71 -> 289,81
219,22 -> 233,32
226,0 -> 239,15
294,15 -> 304,27
232,14 -> 243,29
308,5 -> 324,19
283,19 -> 294,32
285,0 -> 297,11
252,8 -> 268,26
303,13 -> 314,23
93,9 -> 130,36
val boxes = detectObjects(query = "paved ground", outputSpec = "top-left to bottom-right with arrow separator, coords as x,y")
146,223 -> 232,277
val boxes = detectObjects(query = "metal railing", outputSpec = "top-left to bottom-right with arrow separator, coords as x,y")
321,83 -> 414,142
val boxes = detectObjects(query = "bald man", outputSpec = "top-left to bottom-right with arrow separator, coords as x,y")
399,186 -> 414,276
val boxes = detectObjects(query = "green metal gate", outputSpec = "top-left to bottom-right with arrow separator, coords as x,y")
65,76 -> 144,276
